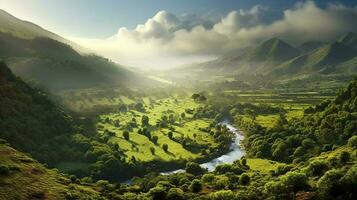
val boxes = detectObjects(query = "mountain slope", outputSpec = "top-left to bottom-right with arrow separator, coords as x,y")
272,42 -> 357,76
0,61 -> 79,164
0,142 -> 104,200
298,41 -> 325,54
185,38 -> 300,76
338,32 -> 357,49
0,32 -> 146,91
0,9 -> 84,52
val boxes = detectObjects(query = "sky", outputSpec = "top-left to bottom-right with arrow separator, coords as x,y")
1,0 -> 357,68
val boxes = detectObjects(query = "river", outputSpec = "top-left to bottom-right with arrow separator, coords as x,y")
160,121 -> 246,175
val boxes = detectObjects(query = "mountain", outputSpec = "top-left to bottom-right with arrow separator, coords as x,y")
0,31 -> 151,91
298,41 -> 325,54
0,9 -> 84,52
272,42 -> 357,76
0,61 -> 80,165
338,32 -> 357,49
186,38 -> 300,76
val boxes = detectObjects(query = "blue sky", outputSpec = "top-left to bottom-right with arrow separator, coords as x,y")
0,0 -> 356,38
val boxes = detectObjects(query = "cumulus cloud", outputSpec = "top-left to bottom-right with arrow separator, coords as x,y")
72,1 -> 357,69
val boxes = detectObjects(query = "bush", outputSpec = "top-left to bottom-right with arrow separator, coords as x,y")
239,173 -> 250,185
162,144 -> 169,152
281,172 -> 309,193
306,160 -> 329,177
347,135 -> 357,147
0,164 -> 10,175
210,190 -> 235,200
152,136 -> 158,144
168,132 -> 173,140
185,162 -> 206,175
339,151 -> 350,164
147,186 -> 167,199
123,131 -> 130,140
201,173 -> 215,183
189,179 -> 202,193
150,147 -> 155,155
166,188 -> 185,200
317,169 -> 344,199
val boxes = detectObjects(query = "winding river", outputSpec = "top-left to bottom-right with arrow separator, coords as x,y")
160,121 -> 246,175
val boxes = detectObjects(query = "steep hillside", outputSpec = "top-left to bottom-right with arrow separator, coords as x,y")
0,142 -> 104,200
183,38 -> 300,76
272,42 -> 357,76
0,61 -> 79,164
298,41 -> 325,54
338,32 -> 357,49
241,80 -> 357,162
0,32 -> 144,91
0,9 -> 84,52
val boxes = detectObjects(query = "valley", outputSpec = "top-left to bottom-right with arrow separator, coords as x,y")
0,3 -> 357,200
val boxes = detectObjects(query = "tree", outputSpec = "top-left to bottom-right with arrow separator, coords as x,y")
241,157 -> 247,166
191,93 -> 200,100
168,132 -> 173,140
185,162 -> 206,175
142,115 -> 149,126
166,188 -> 185,200
317,169 -> 344,199
181,112 -> 185,119
347,135 -> 357,147
162,144 -> 169,152
281,172 -> 309,193
239,173 -> 250,185
189,179 -> 202,193
123,131 -> 130,140
0,164 -> 10,175
152,136 -> 158,144
339,151 -> 350,163
306,160 -> 328,177
210,190 -> 235,200
150,147 -> 155,155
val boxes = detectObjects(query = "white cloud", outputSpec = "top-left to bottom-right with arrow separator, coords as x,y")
72,1 -> 357,69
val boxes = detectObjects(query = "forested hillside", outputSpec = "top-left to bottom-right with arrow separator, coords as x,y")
0,32 -> 145,91
0,61 -> 78,164
240,80 -> 357,163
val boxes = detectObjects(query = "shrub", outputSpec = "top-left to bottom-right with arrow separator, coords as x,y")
239,173 -> 250,185
166,188 -> 185,200
150,147 -> 155,155
317,169 -> 344,199
152,136 -> 159,144
185,162 -> 206,175
123,131 -> 130,140
306,160 -> 329,177
0,164 -> 10,175
210,190 -> 235,200
347,135 -> 357,147
339,151 -> 350,164
189,179 -> 202,193
162,144 -> 169,152
168,132 -> 173,140
147,186 -> 167,199
201,173 -> 215,183
281,172 -> 309,193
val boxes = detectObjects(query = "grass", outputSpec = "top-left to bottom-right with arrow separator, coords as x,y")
246,158 -> 281,173
0,143 -> 102,200
97,98 -> 218,163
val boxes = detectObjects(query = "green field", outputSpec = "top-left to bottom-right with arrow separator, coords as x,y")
96,98 -> 218,162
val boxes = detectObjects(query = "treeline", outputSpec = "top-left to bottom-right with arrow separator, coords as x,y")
240,80 -> 357,163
